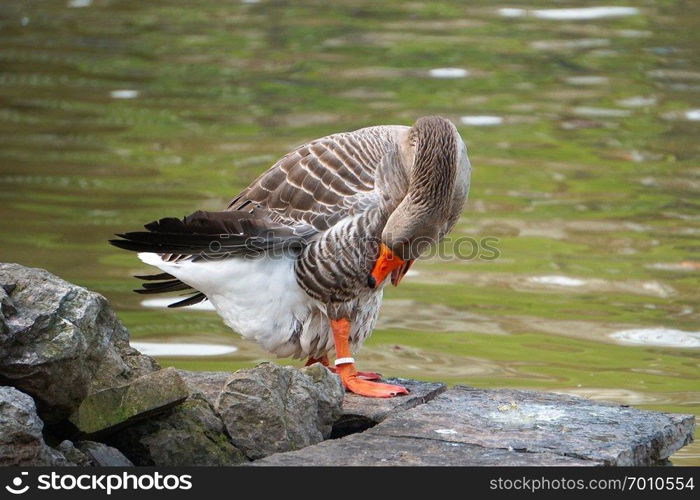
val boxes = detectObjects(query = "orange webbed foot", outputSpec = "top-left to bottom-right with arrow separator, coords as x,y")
336,364 -> 408,398
344,376 -> 410,398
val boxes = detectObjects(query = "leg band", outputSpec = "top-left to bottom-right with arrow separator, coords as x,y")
334,357 -> 355,366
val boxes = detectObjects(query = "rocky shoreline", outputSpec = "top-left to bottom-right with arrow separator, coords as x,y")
0,263 -> 695,466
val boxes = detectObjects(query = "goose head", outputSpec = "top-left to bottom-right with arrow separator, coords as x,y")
368,116 -> 469,288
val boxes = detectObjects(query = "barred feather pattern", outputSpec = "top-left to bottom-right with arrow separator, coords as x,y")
296,207 -> 388,305
408,117 -> 458,214
226,125 -> 407,232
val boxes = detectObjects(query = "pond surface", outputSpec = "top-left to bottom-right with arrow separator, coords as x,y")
1,0 -> 698,464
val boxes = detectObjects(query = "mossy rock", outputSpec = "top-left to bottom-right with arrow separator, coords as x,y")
69,367 -> 188,435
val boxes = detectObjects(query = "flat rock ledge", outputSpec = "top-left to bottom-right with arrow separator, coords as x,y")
254,386 -> 696,466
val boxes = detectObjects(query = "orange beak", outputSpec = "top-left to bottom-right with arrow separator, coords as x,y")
368,243 -> 407,289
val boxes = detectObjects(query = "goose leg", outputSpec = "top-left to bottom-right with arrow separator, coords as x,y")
305,355 -> 382,381
331,318 -> 409,398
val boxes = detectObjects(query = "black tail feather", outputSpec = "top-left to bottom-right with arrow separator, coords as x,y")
168,292 -> 207,308
131,273 -> 208,308
134,272 -> 174,281
110,209 -> 310,257
134,279 -> 193,295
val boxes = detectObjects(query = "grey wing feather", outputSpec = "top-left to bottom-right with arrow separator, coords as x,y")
227,125 -> 409,233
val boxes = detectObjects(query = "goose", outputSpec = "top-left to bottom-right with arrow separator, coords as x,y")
111,116 -> 471,398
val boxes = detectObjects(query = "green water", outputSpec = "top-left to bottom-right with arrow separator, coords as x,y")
1,1 -> 698,464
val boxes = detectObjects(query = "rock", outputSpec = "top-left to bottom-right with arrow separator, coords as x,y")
107,394 -> 246,466
0,263 -> 158,423
56,440 -> 93,466
0,286 -> 16,336
55,440 -> 133,466
215,362 -> 344,459
374,386 -> 695,466
75,441 -> 133,466
0,386 -> 70,466
69,367 -> 189,436
92,341 -> 160,395
176,370 -> 230,407
333,378 -> 446,438
300,363 -> 346,438
254,385 -> 696,466
254,431 -> 595,466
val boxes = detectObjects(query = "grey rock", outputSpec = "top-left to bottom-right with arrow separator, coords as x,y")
333,378 -> 446,438
176,370 -> 230,407
56,440 -> 133,467
92,341 -> 160,395
0,286 -> 16,336
300,363 -> 346,438
255,385 -> 695,466
254,432 -> 595,466
75,441 -> 133,466
374,386 -> 696,466
216,362 -> 344,459
69,367 -> 189,436
107,394 -> 246,466
56,440 -> 93,466
0,386 -> 70,466
0,263 -> 158,423
182,369 -> 448,446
